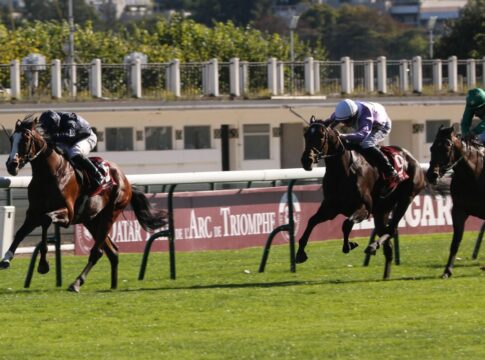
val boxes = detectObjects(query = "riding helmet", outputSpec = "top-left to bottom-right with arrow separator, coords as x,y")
39,110 -> 61,132
334,99 -> 358,121
466,88 -> 485,109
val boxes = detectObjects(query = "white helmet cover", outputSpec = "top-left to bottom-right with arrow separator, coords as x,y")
334,99 -> 358,121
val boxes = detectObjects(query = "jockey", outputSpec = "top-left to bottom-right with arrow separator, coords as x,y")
325,99 -> 402,197
38,110 -> 104,194
460,87 -> 485,142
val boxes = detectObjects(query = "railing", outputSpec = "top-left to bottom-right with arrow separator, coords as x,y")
2,56 -> 484,101
1,165 -> 483,288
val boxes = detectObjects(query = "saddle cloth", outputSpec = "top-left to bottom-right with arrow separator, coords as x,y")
380,146 -> 409,182
71,156 -> 116,196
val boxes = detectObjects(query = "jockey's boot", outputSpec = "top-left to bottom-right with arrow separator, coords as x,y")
71,155 -> 104,194
360,146 -> 402,197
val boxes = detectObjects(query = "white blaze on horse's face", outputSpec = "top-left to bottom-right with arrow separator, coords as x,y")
7,131 -> 22,164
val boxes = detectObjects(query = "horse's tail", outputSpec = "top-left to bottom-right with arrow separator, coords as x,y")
130,186 -> 167,231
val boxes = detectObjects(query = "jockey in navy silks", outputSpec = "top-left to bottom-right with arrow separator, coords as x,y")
38,110 -> 104,195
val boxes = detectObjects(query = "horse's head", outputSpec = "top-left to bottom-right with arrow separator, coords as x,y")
426,126 -> 459,184
6,115 -> 46,176
301,119 -> 342,171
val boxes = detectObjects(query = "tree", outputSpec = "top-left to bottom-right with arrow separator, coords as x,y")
435,0 -> 485,59
23,0 -> 99,25
299,4 -> 426,60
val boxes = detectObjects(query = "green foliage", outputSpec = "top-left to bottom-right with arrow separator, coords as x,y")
0,234 -> 484,358
0,16 -> 309,63
435,0 -> 485,59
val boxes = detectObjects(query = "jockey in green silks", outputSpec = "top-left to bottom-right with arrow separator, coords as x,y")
461,88 -> 485,141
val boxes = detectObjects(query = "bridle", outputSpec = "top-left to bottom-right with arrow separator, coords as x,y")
15,128 -> 47,168
430,136 -> 463,177
307,122 -> 346,161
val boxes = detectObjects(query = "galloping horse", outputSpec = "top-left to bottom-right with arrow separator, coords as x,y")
1,115 -> 167,292
426,126 -> 485,277
296,119 -> 425,279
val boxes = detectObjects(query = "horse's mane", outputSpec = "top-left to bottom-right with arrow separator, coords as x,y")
20,113 -> 37,127
18,113 -> 48,138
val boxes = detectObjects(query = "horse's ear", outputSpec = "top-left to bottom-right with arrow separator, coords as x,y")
15,119 -> 21,129
309,115 -> 315,124
451,122 -> 460,133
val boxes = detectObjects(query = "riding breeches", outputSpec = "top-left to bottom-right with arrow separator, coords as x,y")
57,131 -> 97,160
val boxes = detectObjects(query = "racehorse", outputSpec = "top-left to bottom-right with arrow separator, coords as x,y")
426,126 -> 485,277
296,118 -> 426,279
1,115 -> 167,292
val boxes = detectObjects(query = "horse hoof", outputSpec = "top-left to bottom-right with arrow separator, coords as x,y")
349,242 -> 359,250
442,272 -> 452,279
0,261 -> 10,270
37,261 -> 50,275
67,283 -> 80,293
295,251 -> 308,264
364,246 -> 376,256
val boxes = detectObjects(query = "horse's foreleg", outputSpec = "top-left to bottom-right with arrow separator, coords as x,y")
37,209 -> 68,275
103,236 -> 119,289
443,207 -> 467,279
342,207 -> 368,254
365,212 -> 390,256
37,219 -> 52,275
0,215 -> 39,269
68,246 -> 104,293
296,202 -> 337,264
382,239 -> 393,280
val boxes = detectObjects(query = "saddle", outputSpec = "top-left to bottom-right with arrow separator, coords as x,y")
380,146 -> 409,182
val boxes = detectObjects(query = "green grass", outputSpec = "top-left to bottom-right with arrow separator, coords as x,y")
0,232 -> 484,360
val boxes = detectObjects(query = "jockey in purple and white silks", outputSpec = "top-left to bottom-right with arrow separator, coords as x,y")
324,99 -> 402,197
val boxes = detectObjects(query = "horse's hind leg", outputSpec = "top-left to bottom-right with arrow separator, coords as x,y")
296,202 -> 337,263
103,236 -> 119,289
342,207 -> 369,254
68,245 -> 103,293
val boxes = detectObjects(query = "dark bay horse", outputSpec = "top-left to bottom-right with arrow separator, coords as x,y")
296,119 -> 425,279
1,116 -> 167,292
426,126 -> 485,277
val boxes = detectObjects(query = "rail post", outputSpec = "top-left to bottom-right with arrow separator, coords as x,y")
259,179 -> 297,273
138,184 -> 176,280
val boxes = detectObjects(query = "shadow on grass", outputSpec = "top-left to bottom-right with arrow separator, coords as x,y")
99,271 -> 483,294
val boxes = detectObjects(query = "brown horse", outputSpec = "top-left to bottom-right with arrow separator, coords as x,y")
296,119 -> 425,279
0,115 -> 167,292
426,126 -> 485,277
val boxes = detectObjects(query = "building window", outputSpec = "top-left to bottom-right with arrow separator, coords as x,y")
145,126 -> 172,150
184,126 -> 210,149
106,127 -> 134,151
426,120 -> 450,143
0,129 -> 12,154
244,124 -> 270,160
